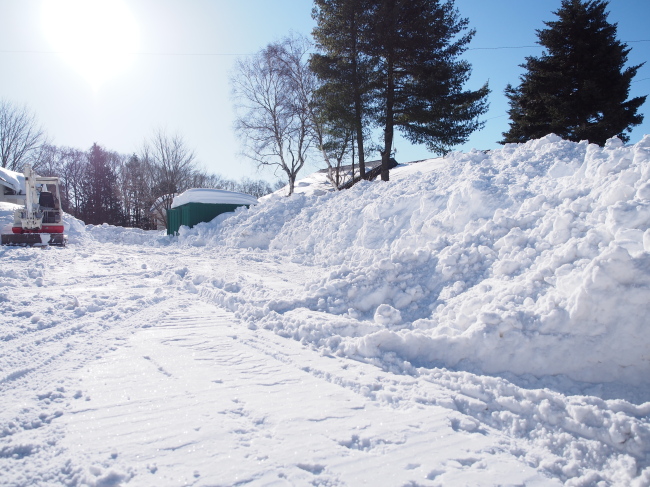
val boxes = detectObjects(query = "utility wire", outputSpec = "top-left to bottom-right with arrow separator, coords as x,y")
0,49 -> 249,56
484,114 -> 508,121
468,45 -> 540,51
0,39 -> 647,56
468,39 -> 650,51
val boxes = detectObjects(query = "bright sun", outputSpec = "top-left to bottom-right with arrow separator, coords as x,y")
42,0 -> 140,90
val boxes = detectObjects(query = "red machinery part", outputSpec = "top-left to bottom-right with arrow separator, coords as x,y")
11,225 -> 65,234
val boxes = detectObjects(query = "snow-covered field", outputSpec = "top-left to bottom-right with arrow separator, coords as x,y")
2,134 -> 650,486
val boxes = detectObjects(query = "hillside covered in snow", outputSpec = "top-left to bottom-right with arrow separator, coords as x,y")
2,134 -> 650,486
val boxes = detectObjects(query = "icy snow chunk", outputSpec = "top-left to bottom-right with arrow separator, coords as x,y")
492,259 -> 521,276
374,304 -> 402,326
605,137 -> 624,149
644,229 -> 650,252
636,181 -> 650,201
606,201 -> 650,231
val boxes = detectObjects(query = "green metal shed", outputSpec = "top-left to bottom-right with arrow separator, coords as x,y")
166,189 -> 258,236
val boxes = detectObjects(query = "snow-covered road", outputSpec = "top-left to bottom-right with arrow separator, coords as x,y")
62,298 -> 552,486
0,239 -> 647,486
2,242 -> 553,486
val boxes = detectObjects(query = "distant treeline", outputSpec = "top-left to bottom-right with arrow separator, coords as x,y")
0,99 -> 279,229
34,132 -> 279,229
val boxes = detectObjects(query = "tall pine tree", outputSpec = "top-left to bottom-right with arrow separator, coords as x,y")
312,0 -> 488,182
311,0 -> 375,180
369,0 -> 489,180
501,0 -> 646,145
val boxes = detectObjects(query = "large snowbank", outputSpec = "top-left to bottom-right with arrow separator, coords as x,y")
6,134 -> 649,387
180,134 -> 650,386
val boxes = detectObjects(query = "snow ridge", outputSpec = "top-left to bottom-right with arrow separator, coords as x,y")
182,134 -> 650,387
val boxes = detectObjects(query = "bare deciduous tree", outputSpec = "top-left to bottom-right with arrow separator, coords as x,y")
141,129 -> 199,226
232,35 -> 314,196
0,99 -> 46,171
116,154 -> 155,229
238,178 -> 273,199
57,147 -> 88,216
282,34 -> 353,190
32,143 -> 60,177
142,129 -> 198,194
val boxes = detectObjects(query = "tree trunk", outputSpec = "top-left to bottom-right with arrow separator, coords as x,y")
351,22 -> 366,180
351,134 -> 356,184
354,94 -> 366,180
382,54 -> 394,182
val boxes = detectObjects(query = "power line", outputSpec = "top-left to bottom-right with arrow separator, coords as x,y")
468,39 -> 650,51
0,49 -> 249,56
468,45 -> 540,51
484,114 -> 508,121
0,40 -> 647,56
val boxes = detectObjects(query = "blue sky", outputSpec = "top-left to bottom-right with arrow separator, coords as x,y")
0,0 -> 648,182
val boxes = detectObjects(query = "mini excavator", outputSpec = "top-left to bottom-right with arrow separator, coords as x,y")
1,164 -> 67,246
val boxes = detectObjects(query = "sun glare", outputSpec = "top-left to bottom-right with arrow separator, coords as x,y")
42,0 -> 140,90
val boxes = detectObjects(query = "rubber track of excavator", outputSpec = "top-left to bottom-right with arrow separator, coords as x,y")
1,233 -> 67,247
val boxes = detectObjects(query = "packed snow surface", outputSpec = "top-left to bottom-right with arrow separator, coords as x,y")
2,134 -> 650,486
171,188 -> 258,208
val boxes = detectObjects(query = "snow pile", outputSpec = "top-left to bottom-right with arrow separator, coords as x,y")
184,134 -> 650,386
83,223 -> 165,246
0,202 -> 20,233
171,188 -> 258,208
0,166 -> 24,193
1,200 -> 164,246
269,169 -> 334,197
177,193 -> 314,249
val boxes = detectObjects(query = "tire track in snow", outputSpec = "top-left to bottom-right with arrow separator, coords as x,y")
0,260 -> 183,487
196,294 -> 650,485
55,297 -> 551,487
0,242 -> 178,392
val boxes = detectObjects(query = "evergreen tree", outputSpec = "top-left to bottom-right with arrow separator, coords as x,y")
313,0 -> 488,182
311,0 -> 375,180
501,0 -> 646,145
369,0 -> 489,180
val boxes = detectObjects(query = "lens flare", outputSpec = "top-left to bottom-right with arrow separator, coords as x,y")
42,0 -> 140,90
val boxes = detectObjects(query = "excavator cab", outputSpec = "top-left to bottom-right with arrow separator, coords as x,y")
39,191 -> 55,209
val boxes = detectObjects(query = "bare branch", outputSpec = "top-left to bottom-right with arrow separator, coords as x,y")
0,99 -> 46,171
231,34 -> 315,195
